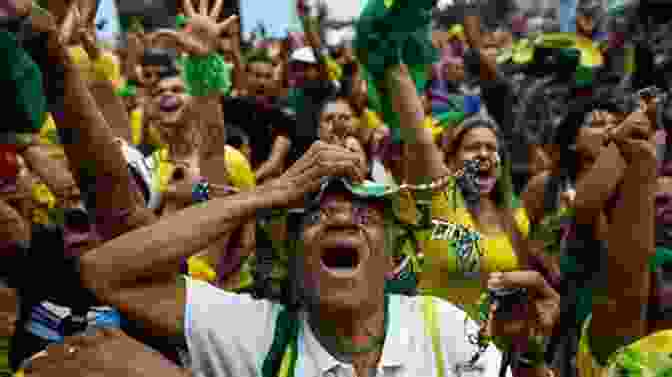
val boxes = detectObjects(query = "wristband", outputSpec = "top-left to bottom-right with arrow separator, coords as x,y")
192,180 -> 210,203
182,53 -> 232,97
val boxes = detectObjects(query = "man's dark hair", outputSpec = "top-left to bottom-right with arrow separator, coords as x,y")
141,48 -> 180,79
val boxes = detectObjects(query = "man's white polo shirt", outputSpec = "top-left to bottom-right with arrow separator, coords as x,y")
185,277 -> 510,377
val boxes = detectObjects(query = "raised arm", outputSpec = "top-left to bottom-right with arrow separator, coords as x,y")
384,64 -> 449,184
589,108 -> 657,361
30,4 -> 155,239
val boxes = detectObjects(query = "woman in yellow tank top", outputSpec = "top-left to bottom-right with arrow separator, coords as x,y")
416,116 -> 530,320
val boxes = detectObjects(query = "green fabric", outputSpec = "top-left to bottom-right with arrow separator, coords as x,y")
354,0 -> 438,144
262,296 -> 391,377
0,31 -> 46,133
0,336 -> 9,377
182,53 -> 233,97
284,88 -> 303,115
651,247 -> 672,272
435,111 -> 466,128
261,307 -> 299,377
574,65 -> 594,88
116,83 -> 137,98
529,207 -> 575,256
560,254 -> 594,326
176,15 -> 188,29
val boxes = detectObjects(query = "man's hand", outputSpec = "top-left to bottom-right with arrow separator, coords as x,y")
266,141 -> 365,207
149,0 -> 238,56
23,328 -> 189,377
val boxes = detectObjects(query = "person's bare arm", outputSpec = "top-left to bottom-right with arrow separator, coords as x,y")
574,144 -> 626,226
80,185 -> 281,338
256,135 -> 291,183
33,7 -> 155,239
590,131 -> 657,360
229,23 -> 247,93
463,14 -> 498,82
384,65 -> 449,184
520,171 -> 552,226
79,141 -> 364,339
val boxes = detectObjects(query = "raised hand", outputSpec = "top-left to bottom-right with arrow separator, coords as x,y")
266,141 -> 366,208
149,0 -> 238,56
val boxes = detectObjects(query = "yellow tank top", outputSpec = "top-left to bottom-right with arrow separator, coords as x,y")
577,315 -> 672,377
417,188 -> 529,316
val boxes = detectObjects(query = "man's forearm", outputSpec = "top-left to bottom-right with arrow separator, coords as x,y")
80,184 -> 284,295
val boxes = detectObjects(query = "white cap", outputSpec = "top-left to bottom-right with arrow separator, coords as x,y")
290,47 -> 318,64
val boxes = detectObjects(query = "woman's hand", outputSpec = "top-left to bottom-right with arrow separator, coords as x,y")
148,0 -> 238,56
487,271 -> 560,340
265,141 -> 366,208
22,328 -> 189,377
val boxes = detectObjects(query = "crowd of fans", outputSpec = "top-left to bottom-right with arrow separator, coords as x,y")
0,0 -> 670,376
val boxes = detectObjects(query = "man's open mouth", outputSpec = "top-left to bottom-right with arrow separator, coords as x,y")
159,96 -> 183,113
320,241 -> 366,278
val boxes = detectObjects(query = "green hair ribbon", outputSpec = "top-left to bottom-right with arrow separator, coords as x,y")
182,53 -> 233,97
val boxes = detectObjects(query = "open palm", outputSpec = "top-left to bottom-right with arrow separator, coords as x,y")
149,0 -> 238,56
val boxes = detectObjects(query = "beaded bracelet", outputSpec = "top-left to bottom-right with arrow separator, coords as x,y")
192,180 -> 210,203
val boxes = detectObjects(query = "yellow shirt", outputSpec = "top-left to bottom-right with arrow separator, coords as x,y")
361,109 -> 384,130
577,315 -> 672,377
417,184 -> 530,317
423,116 -> 443,141
129,109 -> 165,149
574,36 -> 604,68
68,46 -> 122,89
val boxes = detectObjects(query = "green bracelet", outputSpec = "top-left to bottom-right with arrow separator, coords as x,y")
182,53 -> 233,97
